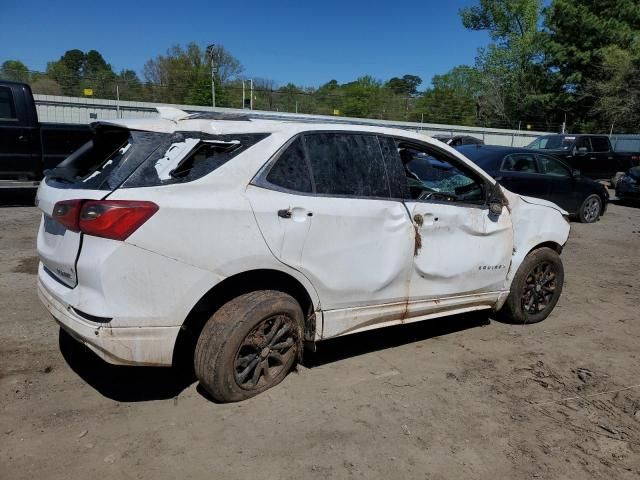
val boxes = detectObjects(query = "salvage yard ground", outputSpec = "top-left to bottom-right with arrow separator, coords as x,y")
1,191 -> 639,479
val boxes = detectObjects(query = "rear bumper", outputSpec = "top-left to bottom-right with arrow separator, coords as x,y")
38,275 -> 180,366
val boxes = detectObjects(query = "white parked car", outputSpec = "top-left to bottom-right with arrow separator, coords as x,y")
36,109 -> 570,402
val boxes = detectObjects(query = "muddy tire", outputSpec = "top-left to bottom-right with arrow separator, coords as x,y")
578,194 -> 602,223
501,247 -> 564,324
194,290 -> 303,402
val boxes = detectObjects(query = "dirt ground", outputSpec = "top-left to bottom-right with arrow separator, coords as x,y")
1,190 -> 639,480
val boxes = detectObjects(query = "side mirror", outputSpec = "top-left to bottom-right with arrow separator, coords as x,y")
488,182 -> 507,216
577,147 -> 588,155
489,198 -> 504,216
571,169 -> 581,178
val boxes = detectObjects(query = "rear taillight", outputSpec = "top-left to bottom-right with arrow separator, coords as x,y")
79,200 -> 159,241
51,200 -> 158,241
52,199 -> 83,232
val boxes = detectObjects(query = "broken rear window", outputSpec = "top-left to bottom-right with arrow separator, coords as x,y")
123,131 -> 270,188
45,128 -> 269,190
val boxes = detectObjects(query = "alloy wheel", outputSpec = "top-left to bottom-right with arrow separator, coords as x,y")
233,314 -> 298,390
582,197 -> 600,223
521,261 -> 557,315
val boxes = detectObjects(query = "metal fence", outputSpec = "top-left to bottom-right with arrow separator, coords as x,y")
34,94 -> 550,147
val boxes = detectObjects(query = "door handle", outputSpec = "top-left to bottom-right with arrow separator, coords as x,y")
17,135 -> 28,143
277,208 -> 292,219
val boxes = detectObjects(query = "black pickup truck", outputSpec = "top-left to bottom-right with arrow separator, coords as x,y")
0,80 -> 91,188
526,134 -> 638,181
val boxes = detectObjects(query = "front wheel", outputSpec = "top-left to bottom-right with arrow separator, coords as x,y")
578,194 -> 602,223
501,247 -> 564,324
194,291 -> 303,402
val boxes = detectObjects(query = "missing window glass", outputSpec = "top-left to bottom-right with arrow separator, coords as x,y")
170,141 -> 240,178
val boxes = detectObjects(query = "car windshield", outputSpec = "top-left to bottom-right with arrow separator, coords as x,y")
528,136 -> 576,150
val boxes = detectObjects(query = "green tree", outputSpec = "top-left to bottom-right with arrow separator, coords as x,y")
460,0 -> 556,128
341,76 -> 384,118
584,46 -> 640,133
143,43 -> 242,106
416,66 -> 480,125
46,49 -> 116,97
386,74 -> 422,95
545,0 -> 640,130
0,60 -> 30,82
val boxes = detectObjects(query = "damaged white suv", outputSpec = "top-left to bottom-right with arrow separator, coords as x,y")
37,109 -> 570,402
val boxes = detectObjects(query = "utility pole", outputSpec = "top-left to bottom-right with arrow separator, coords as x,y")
206,44 -> 216,110
115,83 -> 120,118
242,79 -> 254,110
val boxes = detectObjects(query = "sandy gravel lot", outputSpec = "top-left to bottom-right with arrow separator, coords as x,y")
1,191 -> 639,479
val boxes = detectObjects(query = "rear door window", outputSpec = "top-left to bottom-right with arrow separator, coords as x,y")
575,137 -> 592,152
304,133 -> 390,198
265,137 -> 313,193
590,137 -> 610,152
501,154 -> 540,173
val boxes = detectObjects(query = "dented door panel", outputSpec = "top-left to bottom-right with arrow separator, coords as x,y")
249,186 -> 415,312
406,201 -> 513,299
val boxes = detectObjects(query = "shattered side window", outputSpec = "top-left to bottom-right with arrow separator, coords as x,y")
400,145 -> 485,203
265,137 -> 313,193
304,133 -> 390,198
122,132 -> 270,188
46,130 -> 170,190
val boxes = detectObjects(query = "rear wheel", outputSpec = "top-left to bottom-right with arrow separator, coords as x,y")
501,247 -> 564,324
578,194 -> 602,223
194,290 -> 303,402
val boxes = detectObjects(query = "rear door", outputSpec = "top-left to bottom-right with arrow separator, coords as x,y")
248,132 -> 415,331
588,136 -> 616,179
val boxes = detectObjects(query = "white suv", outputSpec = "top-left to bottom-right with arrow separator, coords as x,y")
36,109 -> 570,402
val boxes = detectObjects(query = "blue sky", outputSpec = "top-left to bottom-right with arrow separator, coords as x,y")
0,0 -> 489,89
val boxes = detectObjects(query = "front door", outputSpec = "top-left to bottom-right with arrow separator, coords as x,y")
537,154 -> 578,212
393,140 -> 513,303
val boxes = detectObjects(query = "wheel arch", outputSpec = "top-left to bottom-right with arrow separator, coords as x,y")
172,268 -> 318,369
528,240 -> 563,255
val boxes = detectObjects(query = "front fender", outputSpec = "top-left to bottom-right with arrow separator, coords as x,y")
504,190 -> 570,287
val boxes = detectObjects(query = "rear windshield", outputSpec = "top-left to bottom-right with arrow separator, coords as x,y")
46,127 -> 269,190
